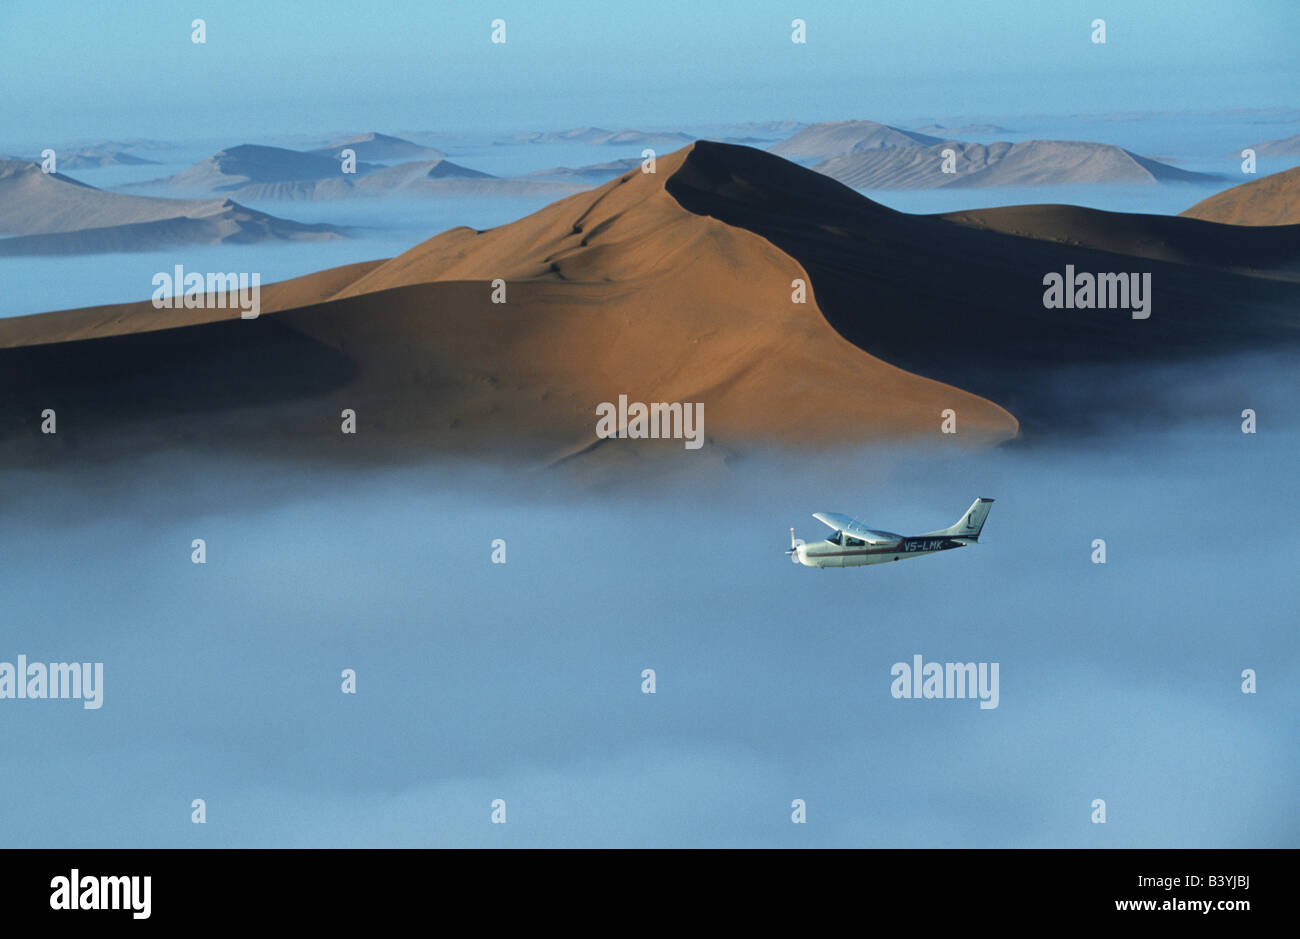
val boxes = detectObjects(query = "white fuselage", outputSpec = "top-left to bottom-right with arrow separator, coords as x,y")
795,534 -> 970,568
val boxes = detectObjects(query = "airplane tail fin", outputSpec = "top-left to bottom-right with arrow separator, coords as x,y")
924,498 -> 994,540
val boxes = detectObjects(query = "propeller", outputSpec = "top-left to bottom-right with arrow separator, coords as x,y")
786,527 -> 805,561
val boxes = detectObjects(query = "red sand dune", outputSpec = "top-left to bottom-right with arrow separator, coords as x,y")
1181,165 -> 1300,227
3,142 -> 1299,468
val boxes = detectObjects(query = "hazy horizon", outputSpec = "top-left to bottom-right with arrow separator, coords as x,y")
3,1 -> 1297,144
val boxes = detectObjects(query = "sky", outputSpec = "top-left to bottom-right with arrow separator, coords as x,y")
2,0 -> 1297,144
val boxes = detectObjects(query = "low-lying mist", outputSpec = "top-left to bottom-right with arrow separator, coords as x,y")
1,370 -> 1296,848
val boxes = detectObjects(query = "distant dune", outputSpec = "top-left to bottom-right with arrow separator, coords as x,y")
46,148 -> 159,169
773,122 -> 1216,188
1180,165 -> 1300,226
1237,133 -> 1300,159
133,144 -> 383,194
815,139 -> 1218,189
523,158 -> 643,183
0,160 -> 344,255
134,144 -> 579,200
234,160 -> 582,201
2,142 -> 1297,468
310,132 -> 443,163
502,127 -> 694,147
769,121 -> 946,160
364,159 -> 492,182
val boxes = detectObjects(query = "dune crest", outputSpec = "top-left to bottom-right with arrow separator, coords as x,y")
1180,165 -> 1300,226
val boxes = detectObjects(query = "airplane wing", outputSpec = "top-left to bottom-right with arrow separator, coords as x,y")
812,512 -> 902,545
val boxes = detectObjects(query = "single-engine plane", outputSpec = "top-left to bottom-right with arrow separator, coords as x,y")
789,498 -> 994,568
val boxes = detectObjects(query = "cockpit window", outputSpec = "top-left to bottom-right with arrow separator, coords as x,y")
826,531 -> 843,545
845,536 -> 867,547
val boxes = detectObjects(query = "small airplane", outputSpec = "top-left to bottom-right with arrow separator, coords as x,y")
788,498 -> 994,568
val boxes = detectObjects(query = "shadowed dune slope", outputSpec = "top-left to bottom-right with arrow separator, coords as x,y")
664,143 -> 1300,429
939,203 -> 1300,278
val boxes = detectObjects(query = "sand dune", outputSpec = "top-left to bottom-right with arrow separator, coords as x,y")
523,158 -> 643,183
137,144 -> 378,194
940,203 -> 1300,278
769,121 -> 945,160
1235,133 -> 1300,159
310,132 -> 443,163
815,140 -> 1217,189
135,145 -> 578,201
774,122 -> 1216,188
2,161 -> 195,234
1180,165 -> 1300,226
0,146 -> 1019,465
220,158 -> 510,201
3,142 -> 1298,468
44,148 -> 159,169
0,160 -> 343,255
238,162 -> 581,201
661,144 -> 1300,430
